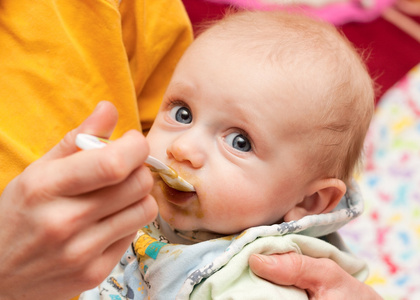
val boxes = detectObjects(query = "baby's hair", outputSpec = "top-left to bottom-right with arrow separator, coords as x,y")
196,10 -> 374,184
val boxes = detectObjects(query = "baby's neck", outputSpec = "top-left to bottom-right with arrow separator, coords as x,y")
157,215 -> 225,244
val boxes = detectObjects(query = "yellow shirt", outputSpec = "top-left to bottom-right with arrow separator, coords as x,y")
0,0 -> 193,193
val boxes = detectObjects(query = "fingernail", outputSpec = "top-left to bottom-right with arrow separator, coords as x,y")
253,254 -> 278,265
93,101 -> 105,112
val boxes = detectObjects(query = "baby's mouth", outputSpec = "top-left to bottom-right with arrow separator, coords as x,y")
160,180 -> 197,206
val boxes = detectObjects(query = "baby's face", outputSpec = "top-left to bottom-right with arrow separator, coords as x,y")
146,35 -> 315,235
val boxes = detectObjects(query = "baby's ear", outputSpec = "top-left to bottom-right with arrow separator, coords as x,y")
283,178 -> 346,222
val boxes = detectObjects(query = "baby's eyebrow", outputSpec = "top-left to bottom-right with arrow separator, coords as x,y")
170,81 -> 196,96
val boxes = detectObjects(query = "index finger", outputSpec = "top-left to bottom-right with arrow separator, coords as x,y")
40,130 -> 149,196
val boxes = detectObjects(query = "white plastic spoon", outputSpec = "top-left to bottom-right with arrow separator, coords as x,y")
75,133 -> 195,192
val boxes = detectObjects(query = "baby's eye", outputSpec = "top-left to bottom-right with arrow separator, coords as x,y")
169,105 -> 192,124
225,133 -> 251,152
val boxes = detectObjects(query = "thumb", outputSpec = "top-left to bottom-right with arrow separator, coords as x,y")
41,101 -> 119,161
78,101 -> 119,137
249,253 -> 382,300
249,252 -> 329,291
249,253 -> 307,286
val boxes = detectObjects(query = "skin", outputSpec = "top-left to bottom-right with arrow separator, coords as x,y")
0,101 -> 158,300
146,31 -> 345,236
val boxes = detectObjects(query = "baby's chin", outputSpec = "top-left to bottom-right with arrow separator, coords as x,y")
160,212 -> 200,231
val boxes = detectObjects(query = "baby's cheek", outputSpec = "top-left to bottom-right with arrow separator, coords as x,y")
205,202 -> 250,233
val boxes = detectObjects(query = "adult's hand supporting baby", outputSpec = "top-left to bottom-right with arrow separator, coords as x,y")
249,253 -> 383,300
0,102 -> 158,300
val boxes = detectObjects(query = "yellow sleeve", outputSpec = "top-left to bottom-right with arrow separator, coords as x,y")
0,0 -> 193,193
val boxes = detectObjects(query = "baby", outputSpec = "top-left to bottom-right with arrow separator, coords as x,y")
82,9 -> 374,300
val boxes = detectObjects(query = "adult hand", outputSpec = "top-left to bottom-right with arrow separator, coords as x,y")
0,101 -> 158,300
249,253 -> 383,300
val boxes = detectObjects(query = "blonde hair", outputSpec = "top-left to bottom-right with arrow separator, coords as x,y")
198,10 -> 374,184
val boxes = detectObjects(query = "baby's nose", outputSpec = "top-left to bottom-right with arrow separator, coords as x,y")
166,135 -> 206,168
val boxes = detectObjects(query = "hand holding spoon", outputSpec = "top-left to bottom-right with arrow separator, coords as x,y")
75,133 -> 195,192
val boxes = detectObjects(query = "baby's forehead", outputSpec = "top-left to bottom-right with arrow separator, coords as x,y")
186,34 -> 333,121
183,13 -> 357,126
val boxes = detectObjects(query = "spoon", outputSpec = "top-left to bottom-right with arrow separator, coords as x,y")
75,133 -> 195,192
